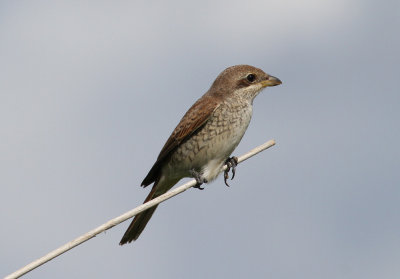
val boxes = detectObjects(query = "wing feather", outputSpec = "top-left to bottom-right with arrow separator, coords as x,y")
141,95 -> 220,186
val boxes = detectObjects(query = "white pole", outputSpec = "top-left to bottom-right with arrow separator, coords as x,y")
5,139 -> 275,279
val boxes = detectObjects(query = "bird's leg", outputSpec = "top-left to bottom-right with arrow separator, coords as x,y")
190,169 -> 208,190
224,156 -> 238,187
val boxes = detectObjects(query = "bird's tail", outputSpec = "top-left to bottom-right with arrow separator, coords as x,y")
119,177 -> 177,245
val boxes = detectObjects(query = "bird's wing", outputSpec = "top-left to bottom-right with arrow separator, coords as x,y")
141,95 -> 220,186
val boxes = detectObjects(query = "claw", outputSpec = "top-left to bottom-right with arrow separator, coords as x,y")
193,184 -> 205,190
224,156 -> 238,187
190,169 -> 207,190
231,163 -> 236,180
224,171 -> 230,187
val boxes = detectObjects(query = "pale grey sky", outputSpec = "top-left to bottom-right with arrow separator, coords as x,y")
1,1 -> 400,278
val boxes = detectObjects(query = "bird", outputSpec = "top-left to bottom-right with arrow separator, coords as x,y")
119,65 -> 281,245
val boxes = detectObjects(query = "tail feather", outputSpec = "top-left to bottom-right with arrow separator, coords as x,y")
119,204 -> 158,245
119,177 -> 178,245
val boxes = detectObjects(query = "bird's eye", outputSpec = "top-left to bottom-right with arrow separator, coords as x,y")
246,74 -> 256,82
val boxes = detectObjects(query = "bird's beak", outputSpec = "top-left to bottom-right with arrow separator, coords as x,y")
260,75 -> 282,87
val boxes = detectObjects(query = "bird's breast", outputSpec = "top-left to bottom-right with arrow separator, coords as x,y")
165,101 -> 253,182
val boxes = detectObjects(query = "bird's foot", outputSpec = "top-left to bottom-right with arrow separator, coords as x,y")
224,156 -> 238,187
190,169 -> 208,190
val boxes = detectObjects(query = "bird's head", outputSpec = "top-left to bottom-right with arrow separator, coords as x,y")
209,65 -> 282,101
